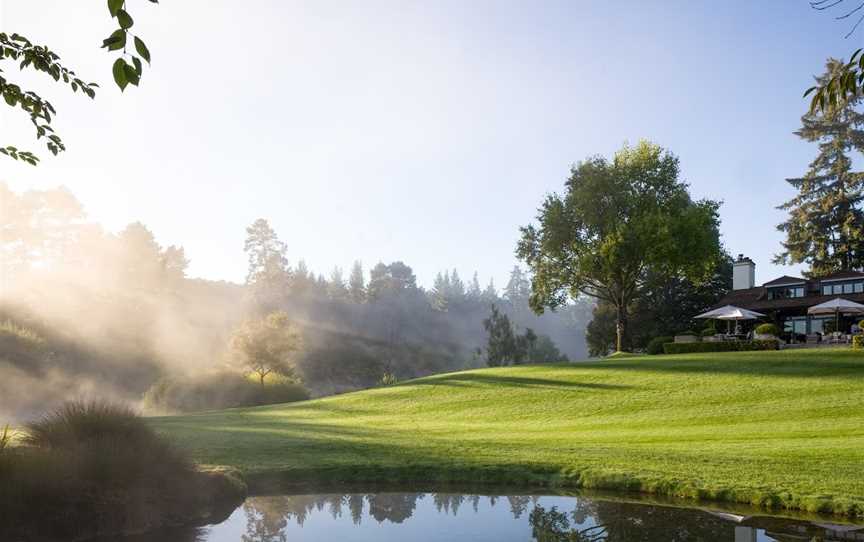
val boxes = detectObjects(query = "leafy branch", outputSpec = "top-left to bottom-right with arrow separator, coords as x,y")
0,0 -> 158,165
805,1 -> 864,112
102,0 -> 157,91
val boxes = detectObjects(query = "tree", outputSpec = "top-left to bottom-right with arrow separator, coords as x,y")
517,141 -> 722,352
467,272 -> 482,301
483,304 -> 515,367
366,261 -> 417,301
348,261 -> 366,303
585,254 -> 732,356
327,267 -> 349,300
482,305 -> 546,365
231,311 -> 302,386
243,219 -> 290,306
776,60 -> 864,276
1,1 -> 158,165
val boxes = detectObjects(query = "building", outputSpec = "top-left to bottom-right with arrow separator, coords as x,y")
713,255 -> 864,339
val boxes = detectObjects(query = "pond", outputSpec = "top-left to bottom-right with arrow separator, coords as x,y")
109,491 -> 864,542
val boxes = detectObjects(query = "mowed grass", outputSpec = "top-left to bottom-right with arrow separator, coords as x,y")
152,348 -> 864,516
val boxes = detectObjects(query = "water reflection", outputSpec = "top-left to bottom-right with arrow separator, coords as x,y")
112,491 -> 864,542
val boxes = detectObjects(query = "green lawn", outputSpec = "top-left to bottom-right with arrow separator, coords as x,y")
152,348 -> 864,516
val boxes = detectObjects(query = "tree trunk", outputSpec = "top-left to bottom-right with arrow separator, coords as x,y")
259,373 -> 266,387
615,304 -> 628,353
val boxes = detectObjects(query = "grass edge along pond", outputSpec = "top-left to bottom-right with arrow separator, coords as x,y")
152,348 -> 864,518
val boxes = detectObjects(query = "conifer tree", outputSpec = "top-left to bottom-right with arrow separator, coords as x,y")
467,272 -> 482,301
348,261 -> 366,303
776,59 -> 864,276
328,266 -> 349,300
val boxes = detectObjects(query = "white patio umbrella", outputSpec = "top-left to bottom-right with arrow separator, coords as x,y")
807,297 -> 864,332
695,305 -> 766,334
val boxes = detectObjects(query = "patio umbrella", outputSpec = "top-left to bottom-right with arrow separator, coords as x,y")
807,297 -> 864,332
695,305 -> 766,334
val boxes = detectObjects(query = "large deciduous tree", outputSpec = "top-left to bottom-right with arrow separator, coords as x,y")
586,254 -> 732,356
776,59 -> 864,276
517,141 -> 722,353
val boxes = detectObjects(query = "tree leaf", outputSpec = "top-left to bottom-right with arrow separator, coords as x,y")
117,9 -> 134,29
123,63 -> 140,86
134,36 -> 150,63
107,0 -> 124,17
102,29 -> 126,51
133,56 -> 143,77
112,57 -> 128,91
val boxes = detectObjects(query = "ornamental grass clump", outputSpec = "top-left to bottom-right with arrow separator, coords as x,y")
0,400 -> 245,541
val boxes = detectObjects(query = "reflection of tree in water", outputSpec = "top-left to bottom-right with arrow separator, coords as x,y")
367,493 -> 422,524
507,495 -> 537,519
239,492 -> 743,542
528,500 -> 739,542
529,506 -> 607,542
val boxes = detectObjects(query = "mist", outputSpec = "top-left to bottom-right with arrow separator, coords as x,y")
0,182 -> 590,420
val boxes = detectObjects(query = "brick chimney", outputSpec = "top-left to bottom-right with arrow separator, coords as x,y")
732,254 -> 755,291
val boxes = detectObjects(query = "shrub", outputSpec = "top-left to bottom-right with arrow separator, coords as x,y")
700,327 -> 717,337
824,320 -> 837,334
662,340 -> 779,355
379,372 -> 399,386
143,371 -> 309,414
0,401 -> 246,540
755,323 -> 780,336
646,336 -> 673,355
0,424 -> 11,454
676,330 -> 697,336
854,335 -> 863,350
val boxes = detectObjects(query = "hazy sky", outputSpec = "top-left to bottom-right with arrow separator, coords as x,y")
0,1 -> 856,288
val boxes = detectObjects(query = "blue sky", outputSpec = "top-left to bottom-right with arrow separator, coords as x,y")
1,1 -> 857,288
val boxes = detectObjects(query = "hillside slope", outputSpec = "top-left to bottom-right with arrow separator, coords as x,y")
152,348 -> 864,516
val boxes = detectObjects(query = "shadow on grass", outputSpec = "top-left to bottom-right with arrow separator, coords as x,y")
571,350 -> 864,379
403,373 -> 632,391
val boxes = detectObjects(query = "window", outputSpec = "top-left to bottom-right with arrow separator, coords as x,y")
784,317 -> 807,335
811,318 -> 825,334
823,285 -> 832,295
769,286 -> 805,299
834,284 -> 844,295
855,282 -> 864,293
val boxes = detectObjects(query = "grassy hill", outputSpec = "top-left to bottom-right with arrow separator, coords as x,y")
151,348 -> 864,517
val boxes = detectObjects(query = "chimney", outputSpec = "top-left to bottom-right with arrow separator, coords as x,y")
732,254 -> 755,290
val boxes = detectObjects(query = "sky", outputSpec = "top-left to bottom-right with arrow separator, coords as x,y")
0,1 -> 857,289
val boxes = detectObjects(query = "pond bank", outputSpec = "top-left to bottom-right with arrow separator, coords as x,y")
0,466 -> 247,542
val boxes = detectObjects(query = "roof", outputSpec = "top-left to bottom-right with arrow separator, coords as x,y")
762,275 -> 806,287
817,270 -> 864,282
711,269 -> 864,313
712,288 -> 864,312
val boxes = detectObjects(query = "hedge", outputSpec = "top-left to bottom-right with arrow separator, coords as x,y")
663,340 -> 779,355
646,336 -> 673,355
854,335 -> 863,350
754,323 -> 780,336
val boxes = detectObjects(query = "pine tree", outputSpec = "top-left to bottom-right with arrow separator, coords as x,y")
776,59 -> 864,276
468,272 -> 482,301
430,271 -> 451,311
481,278 -> 498,306
328,266 -> 349,300
348,260 -> 366,303
243,218 -> 290,307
